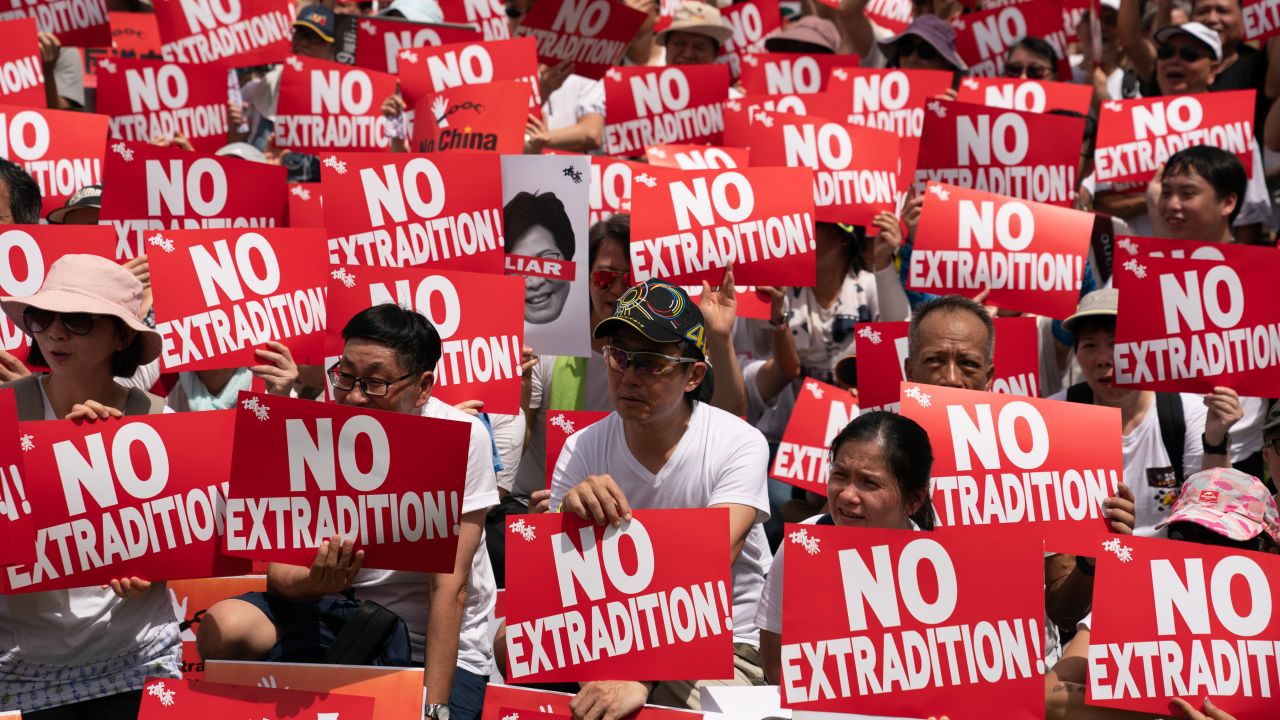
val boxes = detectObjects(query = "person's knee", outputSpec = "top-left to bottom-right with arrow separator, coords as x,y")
196,598 -> 277,661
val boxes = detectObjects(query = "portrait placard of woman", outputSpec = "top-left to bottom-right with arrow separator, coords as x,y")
504,191 -> 576,325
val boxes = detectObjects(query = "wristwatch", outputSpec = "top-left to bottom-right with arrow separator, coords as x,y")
771,308 -> 793,330
1202,432 -> 1230,455
424,704 -> 449,720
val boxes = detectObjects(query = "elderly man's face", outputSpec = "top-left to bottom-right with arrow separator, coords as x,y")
665,31 -> 718,65
904,309 -> 994,391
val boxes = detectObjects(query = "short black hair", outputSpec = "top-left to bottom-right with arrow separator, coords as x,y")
504,191 -> 576,260
341,304 -> 442,373
1070,314 -> 1116,350
1163,146 -> 1247,225
589,213 -> 630,268
1007,37 -> 1059,67
907,295 -> 995,367
830,411 -> 936,530
1,159 -> 42,224
27,316 -> 144,377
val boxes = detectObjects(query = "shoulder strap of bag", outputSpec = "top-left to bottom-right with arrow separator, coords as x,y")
1155,393 -> 1187,487
4,375 -> 46,421
549,355 -> 587,411
1065,382 -> 1093,405
125,387 -> 166,416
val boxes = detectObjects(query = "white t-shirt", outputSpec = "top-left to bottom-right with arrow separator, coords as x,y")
346,397 -> 500,674
550,402 -> 772,647
544,74 -> 606,132
510,352 -> 612,495
1050,390 -> 1206,536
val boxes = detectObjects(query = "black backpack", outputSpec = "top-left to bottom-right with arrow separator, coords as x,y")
1064,382 -> 1187,487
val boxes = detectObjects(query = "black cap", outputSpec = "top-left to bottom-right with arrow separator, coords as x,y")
593,279 -> 714,402
46,184 -> 102,224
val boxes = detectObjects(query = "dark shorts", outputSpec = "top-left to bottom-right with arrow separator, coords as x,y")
234,591 -> 413,666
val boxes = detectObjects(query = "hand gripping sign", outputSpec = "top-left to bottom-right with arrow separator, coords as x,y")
951,0 -> 1070,79
274,54 -> 398,154
603,65 -> 731,157
779,524 -> 1045,718
503,509 -> 735,683
907,183 -> 1092,319
325,264 -> 525,414
645,143 -> 749,170
153,0 -> 293,66
771,379 -> 858,494
0,103 -> 107,216
439,0 -> 510,40
544,411 -> 609,488
1087,534 -> 1280,719
137,677 -> 375,719
738,53 -> 863,96
715,0 -> 781,79
0,18 -> 46,107
629,165 -> 817,287
148,228 -> 328,372
745,110 -> 901,226
224,392 -> 470,571
1,411 -> 253,594
411,80 -> 532,155
955,75 -> 1093,116
98,141 -> 288,261
1113,247 -> 1280,396
321,152 -> 505,274
482,684 -> 702,720
898,382 -> 1123,555
1244,0 -> 1280,41
0,225 -> 117,366
339,14 -> 482,74
95,57 -> 229,153
915,100 -> 1086,208
1094,91 -> 1257,185
2,0 -> 111,46
514,0 -> 647,80
397,37 -> 540,115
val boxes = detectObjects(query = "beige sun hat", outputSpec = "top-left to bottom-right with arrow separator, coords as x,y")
656,0 -> 734,46
0,254 -> 162,364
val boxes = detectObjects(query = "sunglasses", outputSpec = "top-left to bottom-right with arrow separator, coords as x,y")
1003,62 -> 1053,80
1157,43 -> 1212,62
23,307 -> 99,335
602,345 -> 697,376
897,40 -> 939,61
327,363 -> 420,397
591,269 -> 632,290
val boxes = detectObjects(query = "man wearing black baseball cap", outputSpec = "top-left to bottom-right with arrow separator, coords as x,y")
547,279 -> 772,713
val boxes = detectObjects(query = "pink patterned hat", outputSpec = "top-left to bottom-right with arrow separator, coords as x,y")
1155,468 -> 1280,543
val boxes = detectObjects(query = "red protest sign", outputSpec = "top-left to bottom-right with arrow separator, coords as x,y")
907,183 -> 1092,319
1,411 -> 252,593
287,182 -> 323,227
153,0 -> 292,66
645,143 -> 749,170
771,379 -> 858,493
544,410 -> 608,486
439,0 -> 510,40
915,100 -> 1085,207
738,52 -> 861,96
320,152 -> 505,274
1093,91 -> 1256,185
95,57 -> 228,154
482,685 -> 701,720
137,678 -> 375,719
828,67 -> 954,137
0,389 -> 32,567
410,80 -> 531,155
98,141 -> 288,261
863,0 -> 912,32
951,0 -> 1070,79
167,575 -> 266,680
2,0 -> 110,46
204,660 -> 424,717
110,10 -> 164,55
348,15 -> 483,74
498,710 -> 565,720
325,264 -> 525,413
0,18 -> 46,107
1113,247 -> 1280,396
1087,534 -> 1280,719
515,0 -> 647,80
956,75 -> 1093,115
1243,0 -> 1280,42
855,321 -> 911,413
780,524 -> 1045,717
603,64 -> 729,157
274,55 -> 397,154
991,315 -> 1042,397
0,225 -> 117,365
0,103 -> 107,216
586,154 -> 644,225
629,165 -> 816,287
716,0 -> 781,79
899,382 -> 1122,554
721,90 -> 850,148
397,37 -> 540,112
745,110 -> 900,226
503,509 -> 734,683
224,392 -> 470,571
148,228 -> 328,372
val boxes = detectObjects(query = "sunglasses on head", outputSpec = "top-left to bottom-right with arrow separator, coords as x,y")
1003,62 -> 1053,80
1157,43 -> 1212,62
897,39 -> 939,61
602,345 -> 697,376
23,307 -> 99,335
591,269 -> 632,290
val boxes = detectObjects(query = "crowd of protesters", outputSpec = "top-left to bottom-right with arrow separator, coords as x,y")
1,0 -> 1279,719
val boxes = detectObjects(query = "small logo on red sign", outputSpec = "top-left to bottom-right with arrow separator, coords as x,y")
1198,490 -> 1220,504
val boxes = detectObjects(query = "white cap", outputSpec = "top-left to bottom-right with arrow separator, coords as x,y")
1154,21 -> 1223,61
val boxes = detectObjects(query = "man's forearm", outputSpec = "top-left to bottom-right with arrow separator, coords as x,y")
708,334 -> 746,416
424,577 -> 467,704
266,563 -> 325,602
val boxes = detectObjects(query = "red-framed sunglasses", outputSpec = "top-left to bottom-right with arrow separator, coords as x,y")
590,269 -> 632,290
